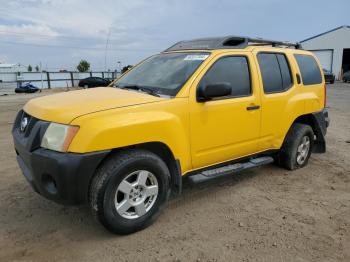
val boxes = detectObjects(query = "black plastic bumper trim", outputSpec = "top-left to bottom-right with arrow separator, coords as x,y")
15,146 -> 110,205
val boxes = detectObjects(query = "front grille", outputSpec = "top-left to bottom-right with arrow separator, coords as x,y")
12,110 -> 49,152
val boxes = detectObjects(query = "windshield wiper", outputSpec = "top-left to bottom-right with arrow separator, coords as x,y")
117,84 -> 161,97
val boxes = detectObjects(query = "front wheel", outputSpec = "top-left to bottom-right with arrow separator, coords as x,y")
277,123 -> 314,170
89,149 -> 170,234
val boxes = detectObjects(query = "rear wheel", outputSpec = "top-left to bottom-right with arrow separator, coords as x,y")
89,149 -> 170,234
277,123 -> 314,170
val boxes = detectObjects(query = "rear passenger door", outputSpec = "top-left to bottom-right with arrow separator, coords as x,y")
254,51 -> 299,151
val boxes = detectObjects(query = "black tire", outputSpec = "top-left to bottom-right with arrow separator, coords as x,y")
277,123 -> 314,170
89,149 -> 170,234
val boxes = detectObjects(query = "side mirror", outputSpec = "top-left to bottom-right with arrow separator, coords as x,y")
197,83 -> 232,102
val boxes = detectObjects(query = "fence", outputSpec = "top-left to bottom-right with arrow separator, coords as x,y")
0,71 -> 120,95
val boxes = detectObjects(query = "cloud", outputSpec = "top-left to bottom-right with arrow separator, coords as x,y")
0,24 -> 59,37
0,53 -> 9,63
0,0 -> 348,70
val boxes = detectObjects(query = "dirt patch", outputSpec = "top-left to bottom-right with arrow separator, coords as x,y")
0,84 -> 349,261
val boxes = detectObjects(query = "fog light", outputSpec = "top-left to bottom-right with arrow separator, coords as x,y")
42,174 -> 58,194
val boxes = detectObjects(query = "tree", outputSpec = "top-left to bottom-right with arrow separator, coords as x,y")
77,60 -> 90,72
35,65 -> 39,72
27,65 -> 32,72
121,65 -> 133,74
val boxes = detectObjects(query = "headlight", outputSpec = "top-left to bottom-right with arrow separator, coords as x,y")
41,123 -> 79,152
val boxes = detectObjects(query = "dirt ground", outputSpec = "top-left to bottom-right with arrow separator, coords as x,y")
0,84 -> 349,262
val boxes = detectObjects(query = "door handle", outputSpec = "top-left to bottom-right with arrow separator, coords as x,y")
246,105 -> 260,111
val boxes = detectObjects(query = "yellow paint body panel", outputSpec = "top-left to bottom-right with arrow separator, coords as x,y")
23,87 -> 163,124
23,47 -> 325,175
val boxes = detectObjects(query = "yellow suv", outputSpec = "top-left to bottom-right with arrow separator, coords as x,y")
12,36 -> 329,234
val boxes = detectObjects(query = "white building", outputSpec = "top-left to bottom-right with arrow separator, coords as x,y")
0,63 -> 27,73
300,25 -> 350,80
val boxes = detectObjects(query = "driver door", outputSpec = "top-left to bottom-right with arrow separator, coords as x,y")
189,52 -> 261,169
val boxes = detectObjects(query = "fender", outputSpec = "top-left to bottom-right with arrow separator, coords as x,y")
68,98 -> 193,172
286,108 -> 329,153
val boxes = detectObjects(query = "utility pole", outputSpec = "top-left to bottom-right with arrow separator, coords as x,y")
104,28 -> 112,72
116,61 -> 122,77
40,62 -> 43,89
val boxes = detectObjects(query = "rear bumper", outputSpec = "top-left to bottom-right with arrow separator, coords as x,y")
12,110 -> 110,205
323,108 -> 330,128
316,108 -> 330,132
312,108 -> 329,153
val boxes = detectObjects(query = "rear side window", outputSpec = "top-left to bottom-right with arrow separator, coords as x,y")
294,54 -> 322,85
257,53 -> 292,93
277,54 -> 292,89
201,56 -> 251,97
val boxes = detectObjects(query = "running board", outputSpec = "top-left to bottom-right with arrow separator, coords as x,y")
188,156 -> 274,184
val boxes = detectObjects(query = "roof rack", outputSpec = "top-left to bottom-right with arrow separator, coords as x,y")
164,36 -> 302,52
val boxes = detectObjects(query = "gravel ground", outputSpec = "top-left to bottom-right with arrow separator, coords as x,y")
0,83 -> 349,262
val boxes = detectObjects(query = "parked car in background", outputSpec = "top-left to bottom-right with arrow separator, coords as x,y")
15,82 -> 40,93
322,69 -> 335,84
121,65 -> 133,74
343,71 -> 350,82
78,77 -> 111,88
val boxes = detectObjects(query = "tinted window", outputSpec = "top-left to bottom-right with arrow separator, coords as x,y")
277,54 -> 292,90
258,53 -> 282,93
257,53 -> 292,93
294,54 -> 322,85
200,56 -> 251,97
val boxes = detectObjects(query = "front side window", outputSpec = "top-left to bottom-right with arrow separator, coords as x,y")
294,54 -> 322,85
200,56 -> 251,98
114,52 -> 209,96
257,53 -> 292,93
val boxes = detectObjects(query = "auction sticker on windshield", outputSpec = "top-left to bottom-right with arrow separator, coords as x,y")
184,54 -> 209,61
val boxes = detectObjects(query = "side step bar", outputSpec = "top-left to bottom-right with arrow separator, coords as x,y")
188,156 -> 274,184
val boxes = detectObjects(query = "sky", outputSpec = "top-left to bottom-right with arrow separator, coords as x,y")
0,0 -> 348,71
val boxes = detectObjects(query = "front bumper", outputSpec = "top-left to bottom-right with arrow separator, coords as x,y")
12,110 -> 110,205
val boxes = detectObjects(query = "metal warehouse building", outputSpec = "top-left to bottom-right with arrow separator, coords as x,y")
301,25 -> 350,80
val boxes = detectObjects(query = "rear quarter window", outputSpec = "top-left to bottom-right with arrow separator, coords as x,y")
294,54 -> 322,85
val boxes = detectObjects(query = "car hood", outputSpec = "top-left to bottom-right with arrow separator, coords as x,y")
23,87 -> 165,124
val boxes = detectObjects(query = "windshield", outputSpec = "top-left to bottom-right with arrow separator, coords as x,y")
114,52 -> 210,96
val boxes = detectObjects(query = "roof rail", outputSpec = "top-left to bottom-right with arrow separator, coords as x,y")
164,36 -> 301,52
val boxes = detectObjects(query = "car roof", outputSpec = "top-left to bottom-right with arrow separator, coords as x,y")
163,46 -> 313,57
164,36 -> 301,52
